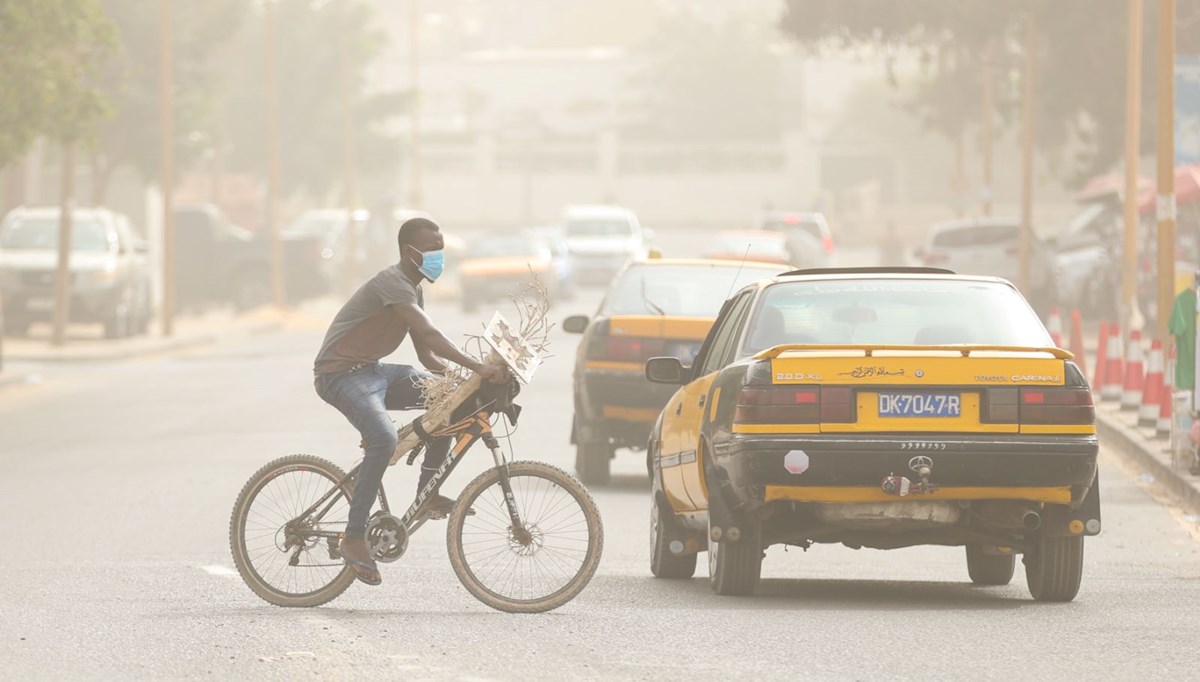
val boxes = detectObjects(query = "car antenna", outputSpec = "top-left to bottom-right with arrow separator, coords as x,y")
724,244 -> 752,301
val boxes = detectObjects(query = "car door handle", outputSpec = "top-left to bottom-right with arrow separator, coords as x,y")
698,395 -> 706,408
675,402 -> 683,416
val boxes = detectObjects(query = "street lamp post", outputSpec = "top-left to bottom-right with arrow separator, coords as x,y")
1156,0 -> 1176,341
1123,0 -> 1144,330
1018,9 -> 1037,294
160,0 -> 175,336
265,1 -> 286,308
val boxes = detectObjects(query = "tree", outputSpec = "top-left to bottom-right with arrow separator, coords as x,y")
780,0 -> 1200,186
89,0 -> 246,201
0,0 -> 116,168
217,0 -> 405,201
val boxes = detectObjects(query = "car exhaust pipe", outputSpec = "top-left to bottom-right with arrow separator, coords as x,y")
1022,510 -> 1042,531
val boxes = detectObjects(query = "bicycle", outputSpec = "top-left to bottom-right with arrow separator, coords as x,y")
228,374 -> 604,614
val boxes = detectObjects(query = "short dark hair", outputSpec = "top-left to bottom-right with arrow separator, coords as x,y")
397,217 -> 440,252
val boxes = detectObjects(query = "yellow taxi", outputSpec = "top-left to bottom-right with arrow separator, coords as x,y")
643,268 -> 1100,601
562,257 -> 785,484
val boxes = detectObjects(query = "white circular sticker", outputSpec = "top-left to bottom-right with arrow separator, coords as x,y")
783,450 -> 810,475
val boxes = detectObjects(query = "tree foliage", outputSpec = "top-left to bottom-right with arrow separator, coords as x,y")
217,0 -> 405,199
0,0 -> 116,167
89,0 -> 246,197
781,0 -> 1200,186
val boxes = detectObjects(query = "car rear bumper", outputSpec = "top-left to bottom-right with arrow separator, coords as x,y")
576,368 -> 675,446
712,433 -> 1099,506
4,288 -> 119,322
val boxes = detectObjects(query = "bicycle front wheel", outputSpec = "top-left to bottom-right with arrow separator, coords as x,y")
447,461 -> 604,613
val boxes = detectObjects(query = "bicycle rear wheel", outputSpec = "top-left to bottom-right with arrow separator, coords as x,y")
229,454 -> 356,607
447,461 -> 604,613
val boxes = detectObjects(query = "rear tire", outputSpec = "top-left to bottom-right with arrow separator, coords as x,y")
229,454 -> 356,608
650,495 -> 697,579
1025,534 -> 1084,602
966,545 -> 1016,586
575,439 -> 612,486
707,515 -> 762,596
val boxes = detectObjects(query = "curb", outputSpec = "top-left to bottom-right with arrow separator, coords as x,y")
0,320 -> 283,364
1095,407 -> 1200,516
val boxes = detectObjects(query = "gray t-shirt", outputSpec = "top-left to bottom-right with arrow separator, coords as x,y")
314,265 -> 423,375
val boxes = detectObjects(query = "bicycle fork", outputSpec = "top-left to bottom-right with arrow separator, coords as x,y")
484,430 -> 533,546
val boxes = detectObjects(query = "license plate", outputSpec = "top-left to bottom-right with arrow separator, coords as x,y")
878,392 -> 962,418
25,297 -> 54,312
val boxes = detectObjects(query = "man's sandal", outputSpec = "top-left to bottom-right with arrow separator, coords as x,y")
345,557 -> 382,586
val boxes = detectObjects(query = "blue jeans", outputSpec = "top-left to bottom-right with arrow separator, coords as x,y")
315,362 -> 451,539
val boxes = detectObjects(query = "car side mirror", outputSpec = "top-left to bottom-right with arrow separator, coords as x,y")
645,356 -> 687,384
562,315 -> 589,334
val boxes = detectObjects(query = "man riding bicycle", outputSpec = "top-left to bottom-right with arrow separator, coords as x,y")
313,217 -> 506,586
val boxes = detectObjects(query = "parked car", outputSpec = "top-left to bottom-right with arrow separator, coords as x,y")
459,231 -> 558,312
757,211 -> 837,268
173,204 -> 328,312
528,226 -> 576,301
562,257 -> 785,484
1053,198 -> 1122,319
644,268 -> 1100,600
282,208 -> 370,293
0,206 -> 152,338
919,217 -> 1057,313
702,230 -> 792,265
562,205 -> 651,286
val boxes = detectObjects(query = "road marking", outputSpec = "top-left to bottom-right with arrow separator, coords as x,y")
200,564 -> 238,577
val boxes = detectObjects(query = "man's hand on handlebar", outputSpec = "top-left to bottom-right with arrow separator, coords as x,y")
476,363 -> 508,383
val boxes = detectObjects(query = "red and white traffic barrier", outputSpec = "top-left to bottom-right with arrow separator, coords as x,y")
1046,308 -> 1064,348
1069,309 -> 1087,378
1139,339 -> 1165,427
1158,344 -> 1176,439
1120,330 -> 1145,411
1100,323 -> 1124,402
1092,320 -> 1109,391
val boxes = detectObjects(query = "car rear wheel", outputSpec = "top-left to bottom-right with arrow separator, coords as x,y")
1025,534 -> 1084,602
966,545 -> 1016,586
650,495 -> 697,579
707,515 -> 761,596
575,439 -> 612,486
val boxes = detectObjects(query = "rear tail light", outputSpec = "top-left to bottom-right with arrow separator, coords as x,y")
822,234 -> 835,254
592,336 -> 665,363
735,386 -> 820,424
985,387 -> 1093,424
923,251 -> 949,265
1019,387 -> 1094,424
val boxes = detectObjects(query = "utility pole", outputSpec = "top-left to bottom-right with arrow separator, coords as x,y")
51,143 -> 76,347
265,1 -> 286,307
339,4 -> 359,288
409,0 -> 422,209
1018,10 -> 1037,293
1123,0 -> 1144,329
981,42 -> 995,217
1156,0 -> 1177,341
159,0 -> 175,336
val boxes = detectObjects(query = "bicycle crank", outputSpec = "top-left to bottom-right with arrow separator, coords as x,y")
367,513 -> 409,563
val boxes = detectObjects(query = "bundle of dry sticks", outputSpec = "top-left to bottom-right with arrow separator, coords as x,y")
389,278 -> 554,464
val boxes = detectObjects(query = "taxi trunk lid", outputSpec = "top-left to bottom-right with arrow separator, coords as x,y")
734,345 -> 1093,435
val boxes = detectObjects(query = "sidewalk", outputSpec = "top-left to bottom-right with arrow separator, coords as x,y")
1095,400 -> 1200,517
0,305 -> 323,364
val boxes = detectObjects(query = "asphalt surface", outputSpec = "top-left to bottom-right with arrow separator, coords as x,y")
3,269 -> 1200,680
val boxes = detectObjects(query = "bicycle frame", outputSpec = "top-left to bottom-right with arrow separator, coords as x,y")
284,406 -> 528,547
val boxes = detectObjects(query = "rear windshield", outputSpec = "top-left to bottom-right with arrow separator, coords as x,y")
762,219 -> 822,240
565,218 -> 633,237
741,279 -> 1050,354
931,223 -> 1018,248
603,264 -> 780,318
0,217 -> 111,252
715,235 -> 787,256
469,235 -> 542,258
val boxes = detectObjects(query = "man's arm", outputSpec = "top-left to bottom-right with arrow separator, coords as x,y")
394,303 -> 505,381
412,335 -> 449,374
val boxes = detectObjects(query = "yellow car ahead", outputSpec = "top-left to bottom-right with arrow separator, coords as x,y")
562,258 -> 784,484
644,268 -> 1100,601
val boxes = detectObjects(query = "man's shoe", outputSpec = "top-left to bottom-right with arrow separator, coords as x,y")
417,494 -> 474,520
